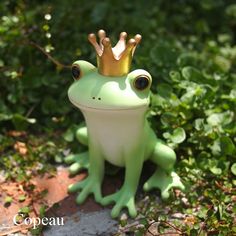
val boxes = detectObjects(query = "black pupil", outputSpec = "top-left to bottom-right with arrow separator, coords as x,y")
72,66 -> 81,79
135,76 -> 149,90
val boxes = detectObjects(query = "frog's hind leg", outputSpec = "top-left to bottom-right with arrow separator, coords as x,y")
65,126 -> 89,175
143,142 -> 184,199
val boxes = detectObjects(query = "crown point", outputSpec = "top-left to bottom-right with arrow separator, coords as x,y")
127,38 -> 136,46
120,32 -> 127,40
102,37 -> 111,47
88,33 -> 96,42
134,34 -> 142,44
98,29 -> 106,40
88,33 -> 103,56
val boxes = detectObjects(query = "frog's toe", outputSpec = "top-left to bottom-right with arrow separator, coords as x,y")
69,177 -> 102,205
101,193 -> 117,206
65,152 -> 89,174
178,181 -> 185,191
143,172 -> 158,192
68,183 -> 80,193
68,180 -> 85,193
76,186 -> 90,204
110,197 -> 137,218
102,190 -> 137,218
69,162 -> 82,175
161,190 -> 170,199
171,172 -> 185,191
143,182 -> 152,192
111,204 -> 122,218
94,191 -> 102,203
76,185 -> 102,204
181,184 -> 185,191
127,198 -> 137,218
143,168 -> 184,199
64,154 -> 76,164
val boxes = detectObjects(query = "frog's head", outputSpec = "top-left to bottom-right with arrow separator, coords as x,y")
68,30 -> 152,111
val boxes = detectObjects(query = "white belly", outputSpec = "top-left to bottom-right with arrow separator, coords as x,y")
82,107 -> 147,167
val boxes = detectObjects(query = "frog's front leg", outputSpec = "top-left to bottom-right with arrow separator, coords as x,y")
143,142 -> 185,199
68,143 -> 104,204
101,149 -> 143,218
65,126 -> 89,175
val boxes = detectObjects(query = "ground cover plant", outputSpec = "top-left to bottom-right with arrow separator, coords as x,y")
0,0 -> 236,235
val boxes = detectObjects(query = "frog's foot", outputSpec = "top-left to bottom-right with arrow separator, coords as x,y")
64,152 -> 89,175
101,188 -> 137,218
143,168 -> 185,199
68,176 -> 102,204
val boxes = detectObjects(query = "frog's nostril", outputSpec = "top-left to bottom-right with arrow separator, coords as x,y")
92,97 -> 95,99
98,98 -> 101,100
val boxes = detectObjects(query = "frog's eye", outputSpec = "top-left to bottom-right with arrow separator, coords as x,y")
71,65 -> 81,80
133,75 -> 151,90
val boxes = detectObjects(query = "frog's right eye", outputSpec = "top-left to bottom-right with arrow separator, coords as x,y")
72,65 -> 81,80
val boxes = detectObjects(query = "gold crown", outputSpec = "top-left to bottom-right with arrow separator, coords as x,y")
88,29 -> 142,77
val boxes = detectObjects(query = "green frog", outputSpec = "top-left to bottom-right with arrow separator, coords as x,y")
65,30 -> 184,218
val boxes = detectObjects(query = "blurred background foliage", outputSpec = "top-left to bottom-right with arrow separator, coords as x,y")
1,0 -> 235,172
0,0 -> 236,234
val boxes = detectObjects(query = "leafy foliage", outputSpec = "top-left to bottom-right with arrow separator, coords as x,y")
0,0 -> 236,235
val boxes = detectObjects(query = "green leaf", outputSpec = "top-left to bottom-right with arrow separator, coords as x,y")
12,114 -> 36,130
63,128 -> 75,142
216,204 -> 223,220
90,2 -> 109,23
210,166 -> 222,175
39,205 -> 46,217
18,195 -> 26,202
169,70 -> 181,82
181,66 -> 204,82
163,132 -> 171,139
233,226 -> 236,233
169,127 -> 186,143
150,44 -> 177,67
214,55 -> 231,72
4,196 -> 12,204
194,118 -> 205,131
19,206 -> 30,214
177,52 -> 198,67
211,138 -> 221,156
211,137 -> 235,156
161,112 -> 177,127
0,113 -> 12,121
207,111 -> 233,127
157,83 -> 173,99
27,118 -> 36,124
220,136 -> 235,155
231,163 -> 236,176
226,4 -> 236,17
41,97 -> 57,114
197,206 -> 208,219
0,59 -> 4,67
54,154 -> 63,163
189,229 -> 198,236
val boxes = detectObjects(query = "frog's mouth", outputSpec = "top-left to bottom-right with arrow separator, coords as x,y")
69,97 -> 148,111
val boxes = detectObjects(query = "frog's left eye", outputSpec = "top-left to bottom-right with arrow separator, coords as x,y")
133,75 -> 151,90
71,65 -> 81,80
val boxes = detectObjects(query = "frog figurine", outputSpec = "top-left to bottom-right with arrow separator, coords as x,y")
66,30 -> 184,218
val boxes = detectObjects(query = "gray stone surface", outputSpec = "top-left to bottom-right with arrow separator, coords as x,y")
43,210 -> 118,236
